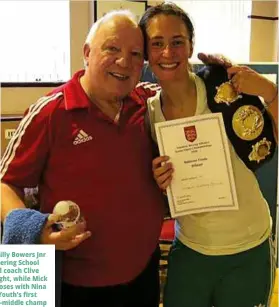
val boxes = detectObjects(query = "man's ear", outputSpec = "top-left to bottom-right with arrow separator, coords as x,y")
83,43 -> 90,67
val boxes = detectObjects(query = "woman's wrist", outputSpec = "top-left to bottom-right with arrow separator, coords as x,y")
264,83 -> 278,106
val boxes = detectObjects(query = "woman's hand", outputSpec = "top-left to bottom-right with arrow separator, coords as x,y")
40,214 -> 91,251
152,156 -> 173,190
227,65 -> 277,103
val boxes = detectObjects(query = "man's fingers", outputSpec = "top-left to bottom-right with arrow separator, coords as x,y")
197,52 -> 209,63
218,55 -> 233,68
59,222 -> 87,240
63,231 -> 92,250
45,214 -> 61,228
197,53 -> 232,68
50,230 -> 92,251
73,231 -> 92,244
41,217 -> 91,249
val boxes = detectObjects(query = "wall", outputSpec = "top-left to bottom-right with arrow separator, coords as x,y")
1,1 -> 92,116
250,0 -> 278,62
1,0 -> 278,116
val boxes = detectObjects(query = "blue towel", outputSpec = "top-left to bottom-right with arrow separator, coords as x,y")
2,209 -> 49,244
2,209 -> 62,307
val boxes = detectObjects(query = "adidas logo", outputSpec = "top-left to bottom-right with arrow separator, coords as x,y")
73,129 -> 93,145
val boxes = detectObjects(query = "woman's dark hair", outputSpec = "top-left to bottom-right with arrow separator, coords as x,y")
139,2 -> 195,60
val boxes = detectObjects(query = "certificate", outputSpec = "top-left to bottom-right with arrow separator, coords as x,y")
155,113 -> 238,217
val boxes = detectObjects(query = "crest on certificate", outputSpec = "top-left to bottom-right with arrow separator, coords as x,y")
184,126 -> 197,142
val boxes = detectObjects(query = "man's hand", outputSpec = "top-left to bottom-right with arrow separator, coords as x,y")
41,214 -> 91,251
198,53 -> 233,68
152,156 -> 173,190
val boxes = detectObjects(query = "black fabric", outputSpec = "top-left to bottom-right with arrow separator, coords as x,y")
197,65 -> 277,172
60,247 -> 160,307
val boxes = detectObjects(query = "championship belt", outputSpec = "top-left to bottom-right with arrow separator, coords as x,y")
197,65 -> 276,171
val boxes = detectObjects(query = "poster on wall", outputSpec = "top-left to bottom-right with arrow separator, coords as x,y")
94,1 -> 147,22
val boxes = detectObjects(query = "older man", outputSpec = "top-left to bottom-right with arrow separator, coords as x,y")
1,10 -> 165,307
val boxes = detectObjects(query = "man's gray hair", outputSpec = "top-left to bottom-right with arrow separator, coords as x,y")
85,9 -> 138,46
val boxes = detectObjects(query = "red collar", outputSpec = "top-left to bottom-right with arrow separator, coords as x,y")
63,70 -> 90,111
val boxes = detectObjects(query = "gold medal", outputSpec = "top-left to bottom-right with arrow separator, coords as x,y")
232,105 -> 264,141
214,81 -> 242,105
249,138 -> 272,163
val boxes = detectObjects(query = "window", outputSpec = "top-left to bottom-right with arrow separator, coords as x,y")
0,0 -> 70,83
173,0 -> 252,63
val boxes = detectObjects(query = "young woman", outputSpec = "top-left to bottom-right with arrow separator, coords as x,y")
138,3 -> 278,307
